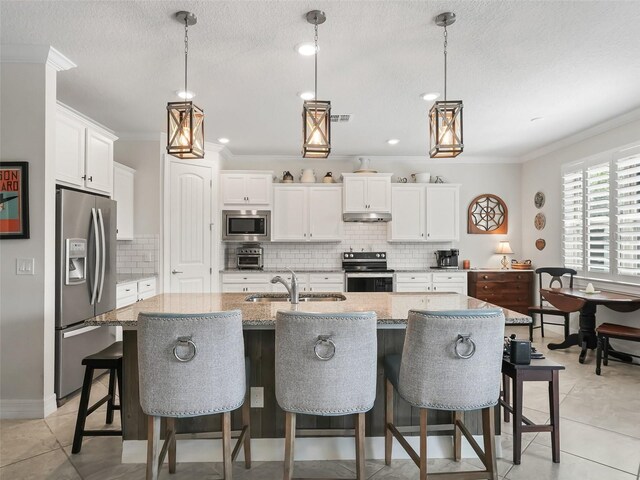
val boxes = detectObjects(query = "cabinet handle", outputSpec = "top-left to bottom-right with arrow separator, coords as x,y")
421,233 -> 424,237
411,277 -> 416,280
171,270 -> 183,274
88,176 -> 93,182
82,175 -> 87,180
434,286 -> 437,291
125,289 -> 131,292
483,286 -> 489,290
304,233 -> 306,237
427,233 -> 430,237
483,275 -> 489,280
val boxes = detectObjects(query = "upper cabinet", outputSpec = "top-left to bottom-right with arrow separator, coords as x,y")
388,185 -> 425,241
342,173 -> 392,213
113,162 -> 135,240
272,184 -> 343,242
425,184 -> 460,241
55,104 -> 117,196
220,171 -> 272,208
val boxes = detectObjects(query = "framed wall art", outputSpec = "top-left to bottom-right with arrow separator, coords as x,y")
0,162 -> 30,239
467,193 -> 508,234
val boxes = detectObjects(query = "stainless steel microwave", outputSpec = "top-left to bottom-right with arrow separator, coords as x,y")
222,210 -> 270,242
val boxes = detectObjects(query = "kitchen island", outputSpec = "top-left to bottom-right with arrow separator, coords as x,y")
87,292 -> 531,462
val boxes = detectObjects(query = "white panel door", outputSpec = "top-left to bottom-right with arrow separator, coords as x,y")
169,162 -> 212,293
85,128 -> 114,195
272,187 -> 308,241
426,185 -> 460,241
308,187 -> 343,241
389,186 -> 425,241
343,177 -> 367,212
367,177 -> 391,212
221,174 -> 247,205
113,163 -> 135,240
245,174 -> 271,205
55,112 -> 86,187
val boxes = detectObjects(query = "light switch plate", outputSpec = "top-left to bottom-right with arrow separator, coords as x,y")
250,387 -> 264,408
16,258 -> 35,275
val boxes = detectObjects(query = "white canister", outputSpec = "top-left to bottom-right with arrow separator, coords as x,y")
300,169 -> 316,183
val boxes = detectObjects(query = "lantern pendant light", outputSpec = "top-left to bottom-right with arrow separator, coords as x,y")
167,11 -> 205,159
302,10 -> 331,158
429,12 -> 463,158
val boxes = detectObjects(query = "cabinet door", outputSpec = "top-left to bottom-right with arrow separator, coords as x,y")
222,284 -> 248,293
426,185 -> 459,241
113,164 -> 135,240
85,128 -> 114,195
389,186 -> 425,241
221,174 -> 247,205
309,187 -> 343,241
396,283 -> 431,293
55,113 -> 86,187
367,177 -> 391,212
308,283 -> 344,293
272,187 -> 308,241
432,283 -> 466,294
245,174 -> 271,205
343,177 -> 367,212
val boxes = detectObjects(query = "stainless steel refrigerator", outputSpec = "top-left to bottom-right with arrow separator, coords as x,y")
55,187 -> 116,401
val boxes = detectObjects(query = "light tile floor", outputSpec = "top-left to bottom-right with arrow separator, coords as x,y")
1,328 -> 639,480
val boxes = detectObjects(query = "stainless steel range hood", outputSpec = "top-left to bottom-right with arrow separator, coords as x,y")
343,212 -> 392,222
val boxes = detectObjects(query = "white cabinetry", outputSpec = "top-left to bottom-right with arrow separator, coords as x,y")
342,173 -> 392,213
395,272 -> 466,294
113,162 -> 135,240
388,185 -> 425,241
116,277 -> 157,308
221,273 -> 272,293
55,104 -> 117,196
272,185 -> 342,242
270,272 -> 344,293
431,272 -> 467,294
425,185 -> 460,241
220,171 -> 272,207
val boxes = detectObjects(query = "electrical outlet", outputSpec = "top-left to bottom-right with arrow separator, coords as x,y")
250,387 -> 264,408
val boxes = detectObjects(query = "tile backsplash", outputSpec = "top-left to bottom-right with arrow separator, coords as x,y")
117,234 -> 159,275
224,223 -> 452,270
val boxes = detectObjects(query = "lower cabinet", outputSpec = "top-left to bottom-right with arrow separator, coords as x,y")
221,273 -> 272,293
467,270 -> 533,314
221,272 -> 344,293
116,277 -> 158,307
395,272 -> 467,294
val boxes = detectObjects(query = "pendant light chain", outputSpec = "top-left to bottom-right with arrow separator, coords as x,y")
443,24 -> 448,102
314,21 -> 319,102
184,16 -> 189,95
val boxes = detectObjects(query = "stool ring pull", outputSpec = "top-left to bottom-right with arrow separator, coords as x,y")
173,336 -> 197,362
314,335 -> 336,361
454,333 -> 476,359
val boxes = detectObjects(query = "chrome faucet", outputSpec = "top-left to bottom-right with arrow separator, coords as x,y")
270,268 -> 299,304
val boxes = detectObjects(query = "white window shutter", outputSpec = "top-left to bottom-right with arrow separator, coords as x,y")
615,154 -> 640,277
585,162 -> 610,273
562,170 -> 584,271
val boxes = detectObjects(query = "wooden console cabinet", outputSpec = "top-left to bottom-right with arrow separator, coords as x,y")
467,270 -> 534,315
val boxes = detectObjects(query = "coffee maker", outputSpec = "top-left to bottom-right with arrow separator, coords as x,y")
434,249 -> 459,269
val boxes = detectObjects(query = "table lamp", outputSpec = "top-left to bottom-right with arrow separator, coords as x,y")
496,241 -> 513,269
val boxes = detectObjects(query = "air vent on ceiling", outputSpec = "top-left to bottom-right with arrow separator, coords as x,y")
330,114 -> 352,123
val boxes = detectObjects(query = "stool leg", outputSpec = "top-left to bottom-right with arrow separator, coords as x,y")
355,413 -> 366,480
146,415 -> 161,480
222,411 -> 232,480
242,393 -> 252,469
529,317 -> 534,342
603,336 -> 610,366
72,366 -> 94,454
453,411 -> 462,461
563,313 -> 570,339
167,417 -> 176,474
419,409 -> 428,480
549,371 -> 560,463
540,313 -> 545,338
384,379 -> 393,466
283,412 -> 296,480
596,335 -> 603,375
482,407 -> 498,480
503,373 -> 511,423
106,368 -> 116,424
512,376 -> 523,465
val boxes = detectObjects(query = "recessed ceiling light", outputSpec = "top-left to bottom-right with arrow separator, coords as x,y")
175,89 -> 195,100
421,92 -> 440,101
298,91 -> 315,100
530,116 -> 544,122
387,139 -> 400,145
217,137 -> 230,144
296,43 -> 318,56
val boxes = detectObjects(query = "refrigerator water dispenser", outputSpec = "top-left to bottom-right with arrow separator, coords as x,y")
65,238 -> 87,285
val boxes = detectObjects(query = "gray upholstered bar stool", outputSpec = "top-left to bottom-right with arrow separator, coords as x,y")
384,309 -> 505,480
137,310 -> 251,480
275,310 -> 378,480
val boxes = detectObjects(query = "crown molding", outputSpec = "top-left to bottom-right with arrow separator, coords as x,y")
1,45 -> 76,71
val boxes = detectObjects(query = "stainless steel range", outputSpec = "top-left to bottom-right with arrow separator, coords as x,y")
343,251 -> 394,292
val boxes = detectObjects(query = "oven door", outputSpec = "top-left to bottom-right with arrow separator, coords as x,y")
345,273 -> 394,292
237,254 -> 263,270
222,210 -> 270,242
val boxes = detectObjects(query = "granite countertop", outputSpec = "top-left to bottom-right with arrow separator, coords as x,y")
221,269 -> 345,274
116,274 -> 157,285
85,292 -> 531,328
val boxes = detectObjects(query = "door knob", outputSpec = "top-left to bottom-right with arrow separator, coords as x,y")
171,270 -> 183,274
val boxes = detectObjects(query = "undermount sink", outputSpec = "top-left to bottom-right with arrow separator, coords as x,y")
244,293 -> 347,303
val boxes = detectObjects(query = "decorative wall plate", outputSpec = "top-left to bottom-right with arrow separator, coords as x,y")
534,191 -> 545,209
534,212 -> 546,230
535,238 -> 546,251
467,194 -> 508,234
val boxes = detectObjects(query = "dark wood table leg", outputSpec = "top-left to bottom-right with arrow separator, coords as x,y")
606,347 -> 634,363
548,370 -> 560,463
503,374 -> 510,423
547,333 -> 579,351
577,302 -> 598,364
512,375 -> 523,465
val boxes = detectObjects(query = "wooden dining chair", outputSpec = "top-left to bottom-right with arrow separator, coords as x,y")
528,268 -> 577,340
539,289 -> 586,350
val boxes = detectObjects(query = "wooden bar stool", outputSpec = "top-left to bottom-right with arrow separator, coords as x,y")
383,309 -> 505,480
71,341 -> 123,454
596,323 -> 640,375
501,358 -> 565,464
137,311 -> 251,480
275,310 -> 378,480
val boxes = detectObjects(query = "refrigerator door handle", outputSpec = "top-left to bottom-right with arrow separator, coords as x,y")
62,325 -> 102,338
90,207 -> 100,305
97,208 -> 107,303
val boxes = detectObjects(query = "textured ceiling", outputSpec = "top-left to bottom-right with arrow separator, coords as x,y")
2,1 -> 640,158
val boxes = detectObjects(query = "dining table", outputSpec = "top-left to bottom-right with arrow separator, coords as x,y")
545,288 -> 640,363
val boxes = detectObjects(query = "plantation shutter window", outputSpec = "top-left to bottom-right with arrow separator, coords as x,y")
585,162 -> 610,273
615,153 -> 640,277
562,170 -> 584,271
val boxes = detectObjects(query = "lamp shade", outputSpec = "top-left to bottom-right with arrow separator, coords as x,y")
429,100 -> 463,158
167,101 -> 204,159
495,241 -> 513,255
302,100 -> 331,158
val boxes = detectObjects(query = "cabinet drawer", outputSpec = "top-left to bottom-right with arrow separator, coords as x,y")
137,278 -> 156,294
308,283 -> 344,293
475,281 -> 529,294
222,273 -> 271,284
116,282 -> 137,299
395,273 -> 431,283
471,272 -> 532,282
116,293 -> 138,309
473,293 -> 531,305
309,273 -> 344,284
432,272 -> 466,283
396,284 -> 431,293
